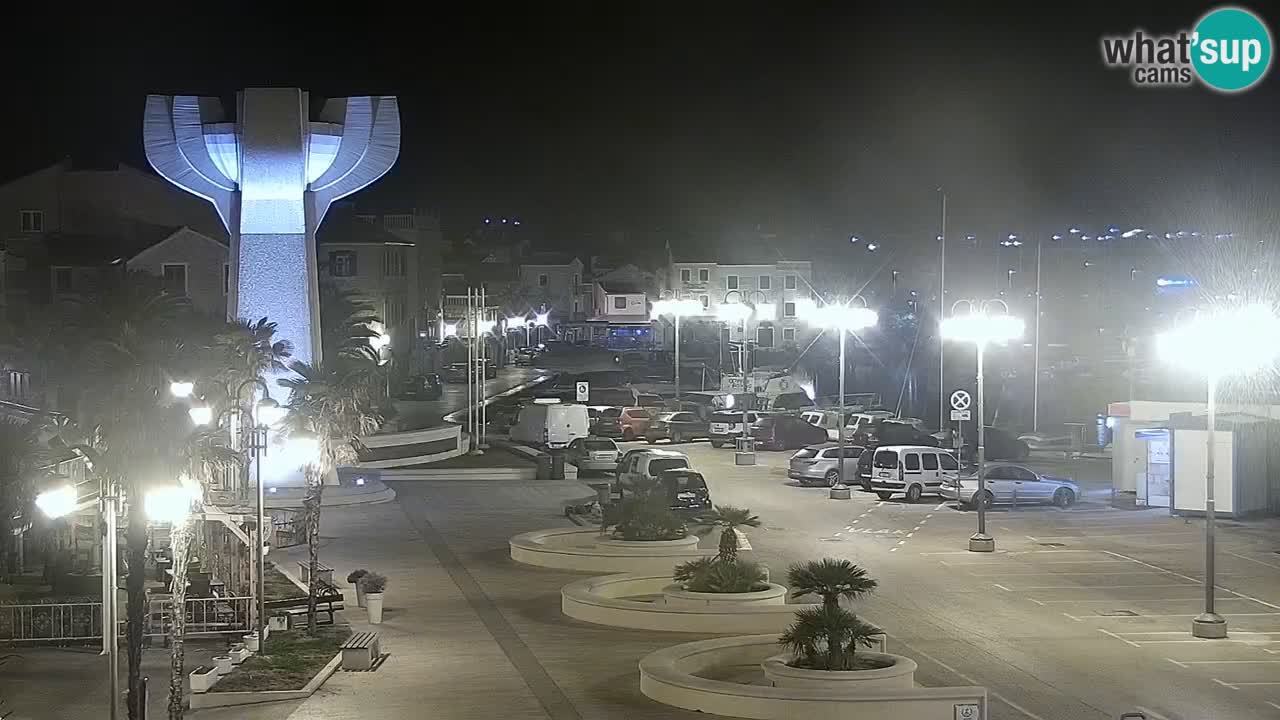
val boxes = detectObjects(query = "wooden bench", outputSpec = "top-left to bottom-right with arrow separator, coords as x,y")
297,561 -> 335,587
340,631 -> 382,670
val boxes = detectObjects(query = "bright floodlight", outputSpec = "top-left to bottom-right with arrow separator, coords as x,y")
755,302 -> 776,319
651,298 -> 702,319
36,486 -> 78,519
723,393 -> 735,409
476,319 -> 496,334
372,333 -> 391,350
286,434 -> 321,465
255,399 -> 286,427
716,302 -> 751,323
799,381 -> 816,401
533,312 -> 551,327
188,406 -> 214,426
941,312 -> 1025,346
792,297 -> 818,319
145,484 -> 197,525
811,304 -> 878,331
443,323 -> 459,337
1157,304 -> 1280,377
508,315 -> 525,328
170,381 -> 194,398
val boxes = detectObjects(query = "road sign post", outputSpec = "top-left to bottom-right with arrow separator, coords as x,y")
576,381 -> 590,402
949,389 -> 972,451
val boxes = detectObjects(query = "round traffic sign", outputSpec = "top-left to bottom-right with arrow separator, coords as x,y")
949,390 -> 971,411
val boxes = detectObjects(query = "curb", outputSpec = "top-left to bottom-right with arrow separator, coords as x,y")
189,651 -> 343,709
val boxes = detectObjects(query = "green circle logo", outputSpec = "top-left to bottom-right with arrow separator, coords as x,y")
1192,6 -> 1273,92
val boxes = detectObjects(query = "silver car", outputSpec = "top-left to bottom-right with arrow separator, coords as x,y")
940,464 -> 1080,508
565,437 -> 621,473
788,443 -> 864,486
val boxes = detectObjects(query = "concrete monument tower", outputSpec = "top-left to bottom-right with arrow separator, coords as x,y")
144,89 -> 401,386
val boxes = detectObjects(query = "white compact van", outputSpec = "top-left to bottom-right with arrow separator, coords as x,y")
510,400 -> 589,449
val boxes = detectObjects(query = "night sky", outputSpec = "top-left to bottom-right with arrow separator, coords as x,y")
4,4 -> 1277,258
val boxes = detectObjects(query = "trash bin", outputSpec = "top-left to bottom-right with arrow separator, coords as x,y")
535,454 -> 551,480
551,452 -> 565,480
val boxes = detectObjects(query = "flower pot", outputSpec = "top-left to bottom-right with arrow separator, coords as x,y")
268,615 -> 289,632
189,666 -> 218,693
761,652 -> 916,690
243,632 -> 259,653
661,582 -> 788,607
229,645 -> 250,664
366,592 -> 385,624
213,656 -> 233,675
356,585 -> 367,608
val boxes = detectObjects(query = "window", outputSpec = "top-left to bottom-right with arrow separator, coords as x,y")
842,447 -> 863,458
681,268 -> 691,283
53,267 -> 72,293
613,296 -> 628,310
922,453 -> 939,471
162,264 -> 188,296
759,275 -> 771,290
699,295 -> 709,309
939,453 -> 959,471
385,295 -> 406,327
699,268 -> 709,282
784,302 -> 796,317
382,247 -> 406,277
223,263 -> 231,295
538,273 -> 549,287
784,274 -> 797,290
329,251 -> 357,277
726,274 -> 739,290
19,210 -> 43,233
984,466 -> 1013,480
756,324 -> 774,348
1011,467 -> 1039,481
905,453 -> 921,471
782,327 -> 796,342
573,273 -> 580,287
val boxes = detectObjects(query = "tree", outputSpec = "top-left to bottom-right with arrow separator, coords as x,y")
318,282 -> 380,365
278,359 -> 381,633
694,505 -> 761,562
212,318 -> 292,497
786,558 -> 878,612
785,558 -> 878,671
0,417 -> 48,579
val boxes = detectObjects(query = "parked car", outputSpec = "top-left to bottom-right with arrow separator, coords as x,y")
398,373 -> 443,400
845,410 -> 895,439
587,406 -> 620,434
771,391 -> 816,411
867,445 -> 961,502
658,468 -> 713,517
645,412 -> 710,444
513,348 -> 541,366
800,409 -> 846,441
708,411 -> 766,448
851,419 -> 941,448
788,443 -> 865,486
444,360 -> 497,382
565,437 -> 621,473
960,427 -> 1031,461
509,400 -> 590,449
941,464 -> 1079,509
595,406 -> 657,441
751,414 -> 828,450
616,449 -> 692,493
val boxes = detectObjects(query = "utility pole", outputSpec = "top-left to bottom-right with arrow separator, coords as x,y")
1033,239 -> 1042,431
938,189 -> 947,430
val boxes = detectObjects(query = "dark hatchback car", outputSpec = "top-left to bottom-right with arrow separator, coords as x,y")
960,426 -> 1031,461
658,468 -> 713,518
445,361 -> 498,382
398,373 -> 443,400
751,414 -> 827,450
852,420 -> 940,448
645,411 -> 710,444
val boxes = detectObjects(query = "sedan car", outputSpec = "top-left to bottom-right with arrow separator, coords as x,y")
645,412 -> 710,444
940,464 -> 1079,509
444,361 -> 496,382
565,437 -> 622,473
751,414 -> 828,451
658,468 -> 713,518
788,443 -> 864,486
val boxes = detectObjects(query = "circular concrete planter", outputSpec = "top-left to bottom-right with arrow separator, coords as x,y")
761,652 -> 916,690
510,528 -> 713,574
661,582 -> 787,608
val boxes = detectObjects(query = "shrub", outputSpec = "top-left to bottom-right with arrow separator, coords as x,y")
358,572 -> 387,593
347,569 -> 369,584
787,558 -> 877,611
694,506 -> 761,562
611,492 -> 686,541
779,606 -> 885,671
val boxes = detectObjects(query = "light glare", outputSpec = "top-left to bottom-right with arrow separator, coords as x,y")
36,486 -> 78,519
1157,305 -> 1280,377
169,381 -> 194,398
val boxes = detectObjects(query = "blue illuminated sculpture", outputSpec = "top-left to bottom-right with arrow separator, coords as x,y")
143,88 -> 401,390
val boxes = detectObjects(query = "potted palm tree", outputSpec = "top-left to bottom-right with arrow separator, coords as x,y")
762,559 -> 916,689
348,569 -> 369,608
663,506 -> 786,606
360,572 -> 388,624
600,481 -> 690,543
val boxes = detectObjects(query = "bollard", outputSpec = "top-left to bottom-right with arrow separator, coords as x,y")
535,454 -> 551,480
1012,488 -> 1018,511
139,676 -> 148,720
551,453 -> 565,480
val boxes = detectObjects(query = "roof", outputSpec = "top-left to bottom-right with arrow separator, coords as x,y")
598,280 -> 645,294
318,207 -> 414,246
521,252 -> 580,267
42,231 -> 161,266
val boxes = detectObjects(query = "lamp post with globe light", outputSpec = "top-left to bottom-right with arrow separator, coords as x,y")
1156,303 -> 1280,639
652,297 -> 703,402
800,297 -> 878,497
941,299 -> 1024,552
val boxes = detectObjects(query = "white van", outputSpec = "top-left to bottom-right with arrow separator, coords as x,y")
616,449 -> 691,494
800,410 -> 845,441
510,400 -> 589,449
867,445 -> 959,502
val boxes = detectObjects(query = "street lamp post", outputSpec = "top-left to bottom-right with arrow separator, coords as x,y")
1157,303 -> 1280,638
941,299 -> 1024,553
653,298 -> 703,403
801,298 -> 878,496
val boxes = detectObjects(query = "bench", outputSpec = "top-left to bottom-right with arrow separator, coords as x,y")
340,631 -> 382,670
297,561 -> 335,587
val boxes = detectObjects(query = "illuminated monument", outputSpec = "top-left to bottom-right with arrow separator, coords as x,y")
143,89 -> 401,389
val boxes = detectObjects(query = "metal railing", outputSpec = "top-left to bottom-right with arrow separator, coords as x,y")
146,596 -> 253,638
0,602 -> 107,644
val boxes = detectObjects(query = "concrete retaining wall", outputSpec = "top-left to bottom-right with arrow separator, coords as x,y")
510,528 -> 712,574
639,635 -> 987,720
562,574 -> 812,633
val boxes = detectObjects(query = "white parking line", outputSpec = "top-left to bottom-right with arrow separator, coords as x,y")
1226,551 -> 1280,572
963,571 -> 1178,577
1091,612 -> 1280,619
1029,597 -> 1247,604
1102,550 -> 1280,611
890,638 -> 1050,720
1212,678 -> 1238,690
1098,628 -> 1140,647
1135,706 -> 1173,720
1176,659 -> 1280,665
1013,584 -> 1198,590
992,583 -> 1013,592
1267,701 -> 1280,711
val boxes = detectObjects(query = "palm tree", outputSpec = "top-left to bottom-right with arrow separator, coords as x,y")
212,317 -> 292,497
0,416 -> 48,579
779,605 -> 881,671
695,505 -> 761,562
279,359 -> 381,633
787,558 -> 878,611
318,282 -> 381,365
